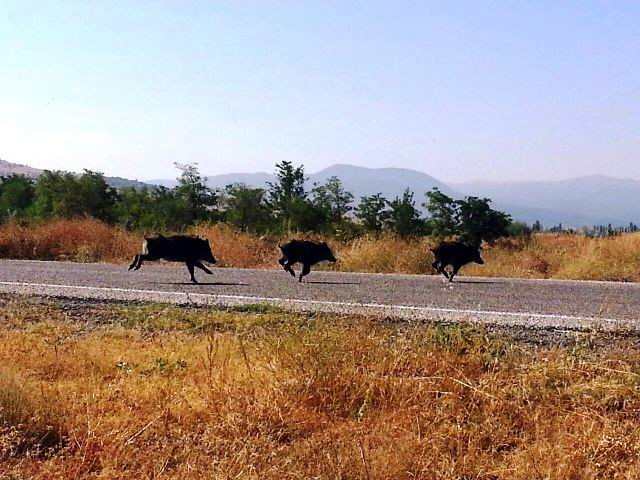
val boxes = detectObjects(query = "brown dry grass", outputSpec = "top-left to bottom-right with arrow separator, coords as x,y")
1,219 -> 640,282
0,218 -> 140,263
2,298 -> 640,479
465,234 -> 640,282
192,223 -> 280,268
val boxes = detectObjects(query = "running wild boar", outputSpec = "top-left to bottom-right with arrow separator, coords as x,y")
128,235 -> 216,283
278,240 -> 337,282
431,241 -> 484,282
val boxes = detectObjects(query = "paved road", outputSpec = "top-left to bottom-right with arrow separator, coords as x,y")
0,259 -> 639,331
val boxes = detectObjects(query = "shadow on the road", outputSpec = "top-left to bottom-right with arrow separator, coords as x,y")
450,280 -> 502,285
305,280 -> 361,285
156,282 -> 248,287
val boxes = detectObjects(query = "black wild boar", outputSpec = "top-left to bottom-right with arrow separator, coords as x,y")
430,241 -> 484,282
128,235 -> 217,283
278,240 -> 337,282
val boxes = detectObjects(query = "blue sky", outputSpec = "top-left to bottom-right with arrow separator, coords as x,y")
2,1 -> 638,182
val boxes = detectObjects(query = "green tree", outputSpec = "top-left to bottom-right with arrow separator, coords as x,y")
222,183 -> 272,232
76,170 -> 119,222
424,188 -> 511,245
174,162 -> 217,225
0,175 -> 35,220
33,170 -> 75,218
266,161 -> 308,231
119,186 -> 202,232
455,196 -> 511,245
116,186 -> 180,231
386,189 -> 424,237
355,193 -> 389,233
33,170 -> 117,221
507,221 -> 532,238
423,188 -> 458,239
311,176 -> 354,224
288,197 -> 329,233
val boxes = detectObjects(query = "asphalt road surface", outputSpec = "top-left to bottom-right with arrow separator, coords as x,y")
0,259 -> 639,331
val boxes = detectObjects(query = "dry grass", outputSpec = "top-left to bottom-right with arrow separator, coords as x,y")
0,218 -> 140,263
465,234 -> 640,282
1,219 -> 640,282
2,297 -> 640,479
192,223 -> 280,268
335,234 -> 436,274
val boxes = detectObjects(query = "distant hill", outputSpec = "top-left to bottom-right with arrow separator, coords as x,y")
0,159 -> 41,178
150,172 -> 276,190
150,164 -> 456,199
455,175 -> 640,227
307,164 -> 456,200
102,176 -> 151,190
0,158 -> 150,190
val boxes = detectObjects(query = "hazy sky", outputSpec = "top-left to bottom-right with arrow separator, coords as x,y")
2,1 -> 639,182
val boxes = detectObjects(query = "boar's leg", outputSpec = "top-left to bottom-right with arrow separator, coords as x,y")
285,264 -> 296,277
449,265 -> 461,282
432,260 -> 449,280
128,255 -> 140,271
441,267 -> 451,280
299,263 -> 311,283
129,254 -> 153,271
186,262 -> 198,283
194,261 -> 213,275
279,257 -> 296,277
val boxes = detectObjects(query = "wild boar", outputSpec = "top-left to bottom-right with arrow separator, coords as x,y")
278,240 -> 337,282
431,241 -> 484,282
128,235 -> 217,283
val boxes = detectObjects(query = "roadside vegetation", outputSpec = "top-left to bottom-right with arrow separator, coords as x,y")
1,217 -> 640,281
1,160 -> 639,281
1,296 -> 640,479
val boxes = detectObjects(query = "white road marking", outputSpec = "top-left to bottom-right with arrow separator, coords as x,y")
0,281 -> 633,330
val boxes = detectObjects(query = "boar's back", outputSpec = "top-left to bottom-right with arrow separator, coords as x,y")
145,235 -> 210,262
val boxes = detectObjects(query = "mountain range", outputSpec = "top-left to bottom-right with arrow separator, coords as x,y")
151,163 -> 455,198
3,158 -> 639,227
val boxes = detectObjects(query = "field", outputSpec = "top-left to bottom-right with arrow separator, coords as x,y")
1,296 -> 640,479
1,218 -> 640,282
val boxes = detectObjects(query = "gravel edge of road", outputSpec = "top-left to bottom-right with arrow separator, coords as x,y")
0,281 -> 637,333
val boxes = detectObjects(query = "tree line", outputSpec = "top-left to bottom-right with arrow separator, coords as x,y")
0,161 -> 514,245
